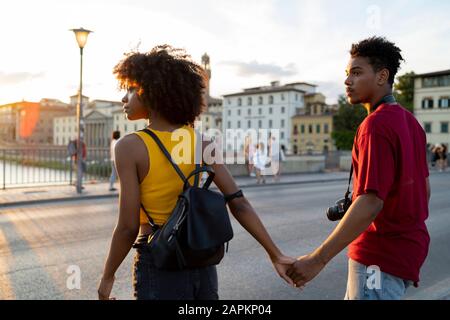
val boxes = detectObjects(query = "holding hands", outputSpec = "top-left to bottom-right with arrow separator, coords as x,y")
274,251 -> 327,289
286,253 -> 327,288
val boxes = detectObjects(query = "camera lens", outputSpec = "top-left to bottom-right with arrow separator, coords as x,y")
326,205 -> 345,221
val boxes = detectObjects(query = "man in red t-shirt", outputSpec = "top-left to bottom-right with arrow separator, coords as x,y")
287,37 -> 430,300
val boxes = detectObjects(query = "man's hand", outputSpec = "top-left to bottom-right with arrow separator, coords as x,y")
286,253 -> 326,288
271,255 -> 297,286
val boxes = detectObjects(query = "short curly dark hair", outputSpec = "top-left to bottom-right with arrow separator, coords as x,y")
113,45 -> 207,125
350,36 -> 404,85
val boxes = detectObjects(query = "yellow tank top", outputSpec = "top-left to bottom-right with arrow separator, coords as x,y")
134,126 -> 199,225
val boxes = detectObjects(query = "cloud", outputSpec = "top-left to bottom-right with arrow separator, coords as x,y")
0,71 -> 45,85
220,60 -> 298,78
312,81 -> 346,104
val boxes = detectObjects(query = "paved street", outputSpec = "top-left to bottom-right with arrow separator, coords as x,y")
0,172 -> 449,300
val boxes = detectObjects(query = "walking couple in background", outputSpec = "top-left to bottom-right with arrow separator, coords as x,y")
98,36 -> 430,301
244,135 -> 285,184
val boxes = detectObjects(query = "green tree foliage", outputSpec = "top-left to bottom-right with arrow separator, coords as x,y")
331,95 -> 367,150
394,71 -> 415,113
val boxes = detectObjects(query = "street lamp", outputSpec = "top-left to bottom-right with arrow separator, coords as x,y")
70,27 -> 92,194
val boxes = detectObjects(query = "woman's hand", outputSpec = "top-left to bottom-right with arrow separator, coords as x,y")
286,253 -> 326,288
271,254 -> 297,286
98,276 -> 116,300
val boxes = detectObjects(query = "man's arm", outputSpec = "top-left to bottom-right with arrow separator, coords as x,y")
287,193 -> 383,286
313,192 -> 383,264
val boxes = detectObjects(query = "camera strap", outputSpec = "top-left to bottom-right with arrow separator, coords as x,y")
372,94 -> 396,111
344,163 -> 353,202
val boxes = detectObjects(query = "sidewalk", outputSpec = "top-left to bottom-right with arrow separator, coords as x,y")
0,171 -> 349,208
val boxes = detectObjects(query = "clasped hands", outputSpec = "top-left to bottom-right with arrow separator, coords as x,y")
273,251 -> 327,289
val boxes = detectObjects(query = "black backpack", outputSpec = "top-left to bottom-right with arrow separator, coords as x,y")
136,128 -> 234,270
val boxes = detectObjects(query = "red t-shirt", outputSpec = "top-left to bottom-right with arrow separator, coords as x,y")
348,102 -> 430,284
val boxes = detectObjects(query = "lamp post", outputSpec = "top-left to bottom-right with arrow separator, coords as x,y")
70,27 -> 92,194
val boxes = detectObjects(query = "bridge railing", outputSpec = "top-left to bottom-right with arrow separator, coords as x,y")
0,147 -> 112,189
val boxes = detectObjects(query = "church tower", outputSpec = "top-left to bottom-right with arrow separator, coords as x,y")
201,53 -> 211,97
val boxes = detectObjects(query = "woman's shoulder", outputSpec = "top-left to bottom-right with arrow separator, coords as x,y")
115,133 -> 146,157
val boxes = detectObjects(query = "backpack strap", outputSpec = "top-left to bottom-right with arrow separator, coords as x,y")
183,166 -> 215,191
141,128 -> 188,185
140,204 -> 159,231
193,129 -> 202,187
139,128 -> 203,229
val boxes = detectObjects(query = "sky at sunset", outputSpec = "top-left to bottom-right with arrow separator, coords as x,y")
1,0 -> 449,105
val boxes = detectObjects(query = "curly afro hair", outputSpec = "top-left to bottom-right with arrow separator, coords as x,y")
350,36 -> 404,85
113,45 -> 207,125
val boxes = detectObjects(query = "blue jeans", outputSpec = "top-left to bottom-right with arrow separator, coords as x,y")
133,248 -> 219,300
344,259 -> 413,300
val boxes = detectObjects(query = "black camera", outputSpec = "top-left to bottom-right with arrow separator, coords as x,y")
326,196 -> 352,221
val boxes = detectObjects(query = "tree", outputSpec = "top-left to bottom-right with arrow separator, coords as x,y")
331,95 -> 366,150
394,71 -> 415,113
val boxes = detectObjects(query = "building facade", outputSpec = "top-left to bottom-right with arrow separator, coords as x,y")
0,99 -> 72,145
84,110 -> 113,148
112,109 -> 148,137
0,102 -> 22,143
53,97 -> 126,147
413,69 -> 450,147
198,53 -> 223,133
16,99 -> 71,145
53,114 -> 77,146
291,93 -> 336,154
222,81 -> 316,153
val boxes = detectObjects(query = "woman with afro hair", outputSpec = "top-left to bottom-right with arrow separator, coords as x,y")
98,45 -> 295,300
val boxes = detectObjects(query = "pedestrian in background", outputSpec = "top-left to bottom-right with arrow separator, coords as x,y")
244,135 -> 256,177
253,142 -> 267,184
438,143 -> 448,172
268,136 -> 285,182
68,139 -> 87,188
431,144 -> 441,168
109,130 -> 121,191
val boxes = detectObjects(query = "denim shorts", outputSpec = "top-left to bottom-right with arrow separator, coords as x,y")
132,247 -> 219,300
344,258 -> 413,300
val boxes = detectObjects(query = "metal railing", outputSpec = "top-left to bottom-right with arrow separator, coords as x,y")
0,147 -> 112,189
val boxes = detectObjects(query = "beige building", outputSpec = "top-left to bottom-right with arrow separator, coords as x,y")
70,94 -> 90,108
413,69 -> 450,147
223,81 -> 315,153
0,101 -> 22,143
0,99 -> 71,145
291,93 -> 336,154
197,53 -> 223,134
85,99 -> 123,148
53,94 -> 90,146
112,109 -> 148,137
16,99 -> 72,145
53,114 -> 77,146
199,96 -> 223,132
53,97 -> 126,147
84,110 -> 113,148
